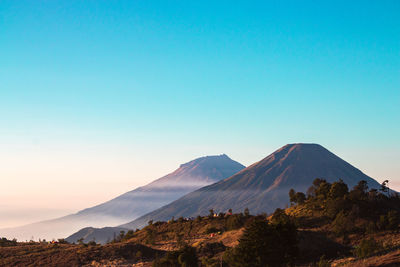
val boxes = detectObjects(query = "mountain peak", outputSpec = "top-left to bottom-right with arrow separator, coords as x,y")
179,154 -> 232,168
120,144 -> 382,230
280,143 -> 324,151
150,154 -> 245,187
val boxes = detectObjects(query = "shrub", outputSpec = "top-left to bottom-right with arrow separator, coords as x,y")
0,237 -> 17,247
145,228 -> 156,245
205,227 -> 219,234
226,214 -> 244,230
153,245 -> 197,267
332,211 -> 353,236
317,255 -> 330,267
325,198 -> 348,219
270,208 -> 292,225
244,208 -> 250,217
208,209 -> 214,219
198,242 -> 226,257
387,210 -> 400,230
178,245 -> 198,267
87,240 -> 97,246
354,237 -> 382,258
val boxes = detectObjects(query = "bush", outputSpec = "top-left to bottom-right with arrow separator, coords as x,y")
331,211 -> 353,236
122,230 -> 135,241
289,189 -> 306,205
387,210 -> 400,230
325,198 -> 349,219
87,240 -> 97,246
0,237 -> 17,247
270,208 -> 292,225
153,245 -> 197,267
226,214 -> 244,230
244,208 -> 250,217
57,238 -> 69,244
354,237 -> 382,258
317,255 -> 330,267
178,245 -> 198,267
198,242 -> 226,257
145,228 -> 156,245
205,227 -> 219,234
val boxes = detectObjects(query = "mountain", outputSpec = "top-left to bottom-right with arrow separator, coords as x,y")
120,143 -> 382,230
0,154 -> 245,241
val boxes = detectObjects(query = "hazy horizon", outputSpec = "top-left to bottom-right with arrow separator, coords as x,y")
1,1 -> 399,229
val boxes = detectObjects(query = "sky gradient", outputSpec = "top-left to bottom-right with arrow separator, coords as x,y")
1,0 -> 399,228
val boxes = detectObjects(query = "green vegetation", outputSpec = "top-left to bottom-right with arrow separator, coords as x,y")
290,178 -> 400,237
0,237 -> 17,247
153,245 -> 198,267
354,237 -> 383,258
317,255 -> 330,267
223,213 -> 297,267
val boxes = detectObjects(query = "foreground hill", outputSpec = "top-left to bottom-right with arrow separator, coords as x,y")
1,154 -> 244,241
3,178 -> 400,266
121,143 -> 381,230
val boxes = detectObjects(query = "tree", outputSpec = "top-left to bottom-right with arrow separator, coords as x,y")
153,245 -> 198,267
380,180 -> 390,197
289,189 -> 296,205
354,238 -> 382,258
317,255 -> 330,267
315,180 -> 331,199
332,211 -> 353,236
226,214 -> 244,230
145,228 -> 156,245
119,230 -> 125,240
325,197 -> 348,219
386,210 -> 400,230
295,192 -> 306,204
353,180 -> 368,194
289,189 -> 306,205
224,217 -> 297,267
307,178 -> 331,200
244,208 -> 250,217
208,209 -> 214,219
271,208 -> 291,225
349,180 -> 369,201
306,178 -> 326,198
178,245 -> 198,267
328,179 -> 348,199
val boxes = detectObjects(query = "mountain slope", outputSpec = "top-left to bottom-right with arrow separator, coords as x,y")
121,144 -> 381,230
1,154 -> 245,241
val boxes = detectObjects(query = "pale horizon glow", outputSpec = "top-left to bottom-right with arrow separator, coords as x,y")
0,0 -> 399,228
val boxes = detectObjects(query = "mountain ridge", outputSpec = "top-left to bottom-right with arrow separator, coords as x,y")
120,143 -> 381,230
1,154 -> 245,241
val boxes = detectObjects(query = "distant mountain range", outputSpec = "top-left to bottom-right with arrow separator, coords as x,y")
68,143 -> 382,244
1,155 -> 245,241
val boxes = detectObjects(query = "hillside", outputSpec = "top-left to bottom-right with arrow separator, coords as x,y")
1,154 -> 244,241
2,178 -> 400,266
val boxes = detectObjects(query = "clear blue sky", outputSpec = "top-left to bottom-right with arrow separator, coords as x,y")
0,1 -> 399,227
